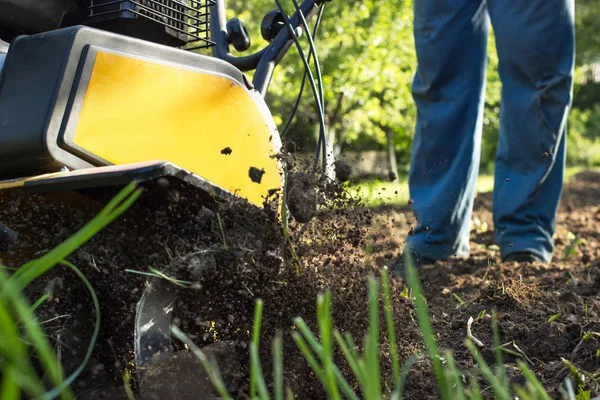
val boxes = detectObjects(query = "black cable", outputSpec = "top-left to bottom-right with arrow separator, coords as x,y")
274,0 -> 328,170
292,0 -> 325,117
280,5 -> 324,138
291,0 -> 327,169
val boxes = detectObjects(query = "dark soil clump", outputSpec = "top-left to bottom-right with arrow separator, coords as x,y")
286,171 -> 318,223
333,160 -> 352,182
248,167 -> 266,183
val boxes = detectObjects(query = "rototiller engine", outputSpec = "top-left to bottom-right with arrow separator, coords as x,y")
0,0 -> 330,396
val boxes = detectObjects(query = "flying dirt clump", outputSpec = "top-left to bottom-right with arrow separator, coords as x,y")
249,167 -> 265,183
286,172 -> 318,223
333,160 -> 352,182
221,147 -> 233,155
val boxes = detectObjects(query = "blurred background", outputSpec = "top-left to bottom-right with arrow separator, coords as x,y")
224,0 -> 600,204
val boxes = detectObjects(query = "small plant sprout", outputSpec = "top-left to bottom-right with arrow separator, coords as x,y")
548,313 -> 562,323
563,231 -> 582,260
477,310 -> 487,321
453,293 -> 466,307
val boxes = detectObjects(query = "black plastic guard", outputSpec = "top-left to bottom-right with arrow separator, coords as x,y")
16,161 -> 236,203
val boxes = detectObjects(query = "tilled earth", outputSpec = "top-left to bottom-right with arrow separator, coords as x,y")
0,170 -> 599,399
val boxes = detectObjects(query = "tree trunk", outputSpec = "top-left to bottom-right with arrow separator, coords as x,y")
387,129 -> 398,181
313,123 -> 336,179
325,125 -> 336,179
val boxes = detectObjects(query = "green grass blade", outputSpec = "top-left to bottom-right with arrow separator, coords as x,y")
3,370 -> 45,400
443,350 -> 466,400
286,386 -> 295,400
123,369 -> 135,400
8,183 -> 142,293
491,309 -> 507,388
332,366 -> 360,400
250,342 -> 270,400
316,291 -> 340,400
294,319 -> 357,399
364,276 -> 381,399
517,360 -> 551,400
0,268 -> 71,400
124,269 -> 161,279
344,332 -> 370,386
41,261 -> 101,400
0,313 -> 43,398
343,333 -> 360,364
252,301 -> 265,340
333,330 -> 365,386
404,251 -> 452,399
1,367 -> 20,400
171,326 -> 232,399
31,292 -> 50,312
391,352 -> 422,400
294,318 -> 324,354
562,358 -> 586,388
249,299 -> 269,399
381,269 -> 400,382
273,332 -> 284,400
514,386 -> 535,400
465,339 -> 511,400
0,290 -> 39,385
0,184 -> 140,400
467,374 -> 484,400
292,331 -> 325,383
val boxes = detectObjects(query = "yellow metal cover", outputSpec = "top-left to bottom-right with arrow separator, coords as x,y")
71,51 -> 282,207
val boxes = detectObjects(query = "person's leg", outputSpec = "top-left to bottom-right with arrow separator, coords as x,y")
405,0 -> 489,260
487,0 -> 575,263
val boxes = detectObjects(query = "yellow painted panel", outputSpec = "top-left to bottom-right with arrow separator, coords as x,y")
72,51 -> 282,207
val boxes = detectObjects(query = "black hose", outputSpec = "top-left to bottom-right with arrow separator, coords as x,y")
274,0 -> 328,170
280,5 -> 325,138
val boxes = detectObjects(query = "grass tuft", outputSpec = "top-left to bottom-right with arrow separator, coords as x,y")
0,182 -> 142,400
403,250 -> 452,399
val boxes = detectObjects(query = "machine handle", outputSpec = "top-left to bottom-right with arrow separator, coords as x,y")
210,0 -> 321,72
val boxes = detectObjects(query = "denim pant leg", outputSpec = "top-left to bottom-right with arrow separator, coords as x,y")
406,0 -> 489,260
487,0 -> 575,262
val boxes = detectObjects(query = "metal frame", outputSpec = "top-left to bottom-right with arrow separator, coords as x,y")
86,0 -> 216,48
209,0 -> 321,97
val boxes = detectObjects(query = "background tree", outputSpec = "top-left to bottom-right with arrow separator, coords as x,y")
223,0 -> 600,178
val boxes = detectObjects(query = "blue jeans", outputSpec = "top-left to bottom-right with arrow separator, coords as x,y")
406,0 -> 575,262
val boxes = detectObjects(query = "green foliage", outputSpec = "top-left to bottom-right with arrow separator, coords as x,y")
567,106 -> 600,167
222,0 -> 599,173
574,0 -> 600,68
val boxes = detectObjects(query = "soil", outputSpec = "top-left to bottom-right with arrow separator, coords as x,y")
0,168 -> 599,399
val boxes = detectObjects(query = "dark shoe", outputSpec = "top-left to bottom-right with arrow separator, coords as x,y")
502,251 -> 544,264
391,252 -> 435,279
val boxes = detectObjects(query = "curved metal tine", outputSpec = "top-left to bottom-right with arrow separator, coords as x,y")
134,279 -> 178,379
